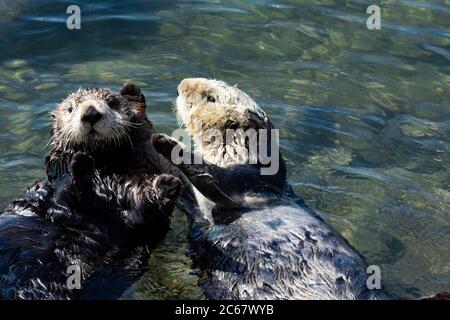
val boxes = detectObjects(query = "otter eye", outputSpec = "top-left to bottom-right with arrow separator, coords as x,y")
207,96 -> 216,103
107,97 -> 121,109
68,107 -> 73,113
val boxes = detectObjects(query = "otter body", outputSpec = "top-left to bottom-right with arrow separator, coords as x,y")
189,201 -> 380,299
153,78 -> 387,300
0,179 -> 151,300
0,85 -> 181,299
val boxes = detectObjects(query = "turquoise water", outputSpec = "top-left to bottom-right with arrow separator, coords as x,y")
0,0 -> 449,299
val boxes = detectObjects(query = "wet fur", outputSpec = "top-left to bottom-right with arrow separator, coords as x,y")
0,85 -> 180,299
154,78 -> 388,300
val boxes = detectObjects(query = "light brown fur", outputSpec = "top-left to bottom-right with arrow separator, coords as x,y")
176,78 -> 272,167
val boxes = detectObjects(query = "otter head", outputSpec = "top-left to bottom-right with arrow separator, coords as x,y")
176,78 -> 274,166
176,78 -> 270,134
52,88 -> 134,152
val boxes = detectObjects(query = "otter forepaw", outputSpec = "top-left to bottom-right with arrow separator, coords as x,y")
69,152 -> 95,181
151,133 -> 179,160
153,174 -> 182,203
120,83 -> 146,112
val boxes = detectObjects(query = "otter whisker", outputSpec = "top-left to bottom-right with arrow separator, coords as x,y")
170,101 -> 177,113
124,131 -> 134,152
43,136 -> 54,149
127,121 -> 141,129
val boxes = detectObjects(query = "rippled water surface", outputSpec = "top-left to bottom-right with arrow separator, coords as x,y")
0,0 -> 449,299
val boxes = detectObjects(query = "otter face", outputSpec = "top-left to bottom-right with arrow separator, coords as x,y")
52,88 -> 133,151
176,78 -> 265,136
176,78 -> 275,167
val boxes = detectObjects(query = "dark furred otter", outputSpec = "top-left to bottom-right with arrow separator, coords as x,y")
0,84 -> 181,299
46,85 -> 180,228
153,78 -> 388,300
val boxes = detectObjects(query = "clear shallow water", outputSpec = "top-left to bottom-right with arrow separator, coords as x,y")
0,0 -> 449,299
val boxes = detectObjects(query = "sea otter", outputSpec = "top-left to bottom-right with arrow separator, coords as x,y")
0,84 -> 181,299
152,78 -> 388,300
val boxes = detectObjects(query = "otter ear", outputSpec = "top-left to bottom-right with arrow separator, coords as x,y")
120,83 -> 147,114
247,110 -> 272,130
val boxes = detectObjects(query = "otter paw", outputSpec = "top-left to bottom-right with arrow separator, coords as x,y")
153,174 -> 182,202
69,152 -> 95,181
151,133 -> 179,159
120,83 -> 146,103
120,82 -> 141,97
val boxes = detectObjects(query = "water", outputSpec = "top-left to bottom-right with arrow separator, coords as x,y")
0,0 -> 449,299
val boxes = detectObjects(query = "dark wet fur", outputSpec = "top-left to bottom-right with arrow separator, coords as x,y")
0,180 -> 168,300
0,85 -> 180,299
153,130 -> 389,299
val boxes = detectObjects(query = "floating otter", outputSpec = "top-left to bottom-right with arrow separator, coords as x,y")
152,78 -> 388,300
0,84 -> 181,299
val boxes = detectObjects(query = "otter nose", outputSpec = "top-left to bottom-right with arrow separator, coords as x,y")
81,105 -> 103,126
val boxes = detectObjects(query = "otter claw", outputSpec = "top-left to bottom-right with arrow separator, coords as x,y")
120,82 -> 140,96
120,83 -> 146,103
154,174 -> 182,202
152,134 -> 179,159
69,152 -> 95,181
120,83 -> 147,114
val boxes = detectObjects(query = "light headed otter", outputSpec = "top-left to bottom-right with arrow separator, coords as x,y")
176,78 -> 277,169
153,78 -> 388,300
0,84 -> 181,299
